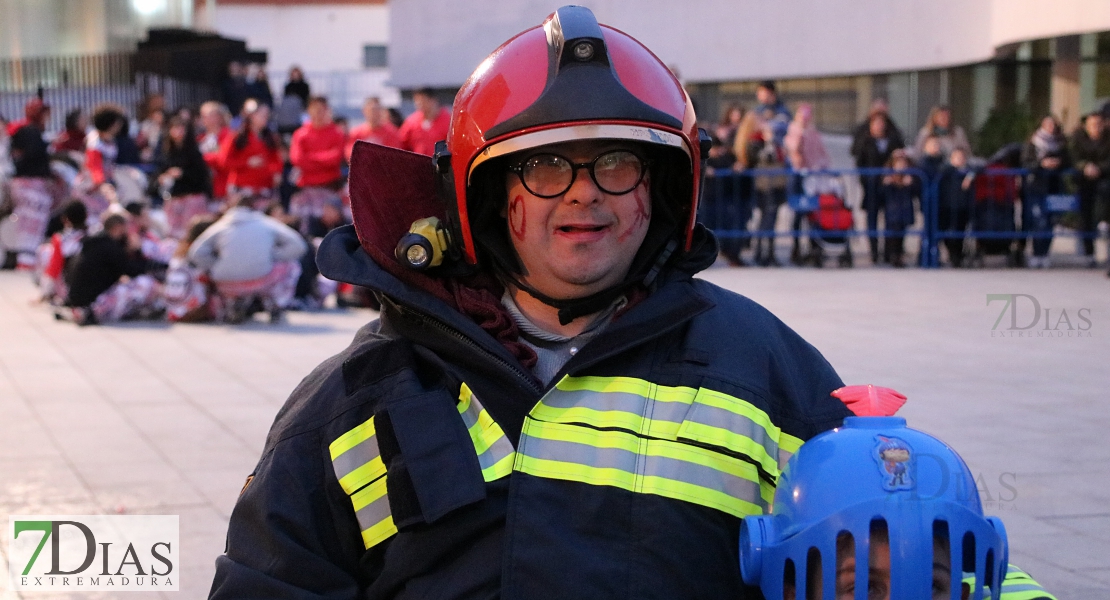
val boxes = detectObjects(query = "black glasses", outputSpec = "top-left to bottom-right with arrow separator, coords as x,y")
508,150 -> 649,198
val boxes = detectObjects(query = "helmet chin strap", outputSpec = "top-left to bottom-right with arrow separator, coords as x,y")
505,239 -> 677,325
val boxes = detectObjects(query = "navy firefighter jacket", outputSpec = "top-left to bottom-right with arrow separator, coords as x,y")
209,224 -> 851,599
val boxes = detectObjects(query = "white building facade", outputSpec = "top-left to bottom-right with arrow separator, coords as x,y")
388,0 -> 1110,143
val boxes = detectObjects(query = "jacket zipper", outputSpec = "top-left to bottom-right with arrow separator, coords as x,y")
406,307 -> 543,395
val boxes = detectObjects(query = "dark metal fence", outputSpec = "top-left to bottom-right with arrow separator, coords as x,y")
0,52 -> 216,131
700,167 -> 1100,268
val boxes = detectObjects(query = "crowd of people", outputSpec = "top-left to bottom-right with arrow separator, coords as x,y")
0,62 -> 454,325
2,65 -> 1109,327
704,81 -> 1110,271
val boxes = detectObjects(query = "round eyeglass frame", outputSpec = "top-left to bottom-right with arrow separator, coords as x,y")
507,149 -> 651,199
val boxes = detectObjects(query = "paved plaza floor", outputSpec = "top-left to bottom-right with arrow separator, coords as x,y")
1,265 -> 1107,599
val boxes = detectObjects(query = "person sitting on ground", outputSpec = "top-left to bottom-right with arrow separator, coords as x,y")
2,98 -> 57,270
164,215 -> 218,323
197,101 -> 234,205
154,114 -> 212,238
218,100 -> 283,210
81,104 -> 128,218
345,96 -> 401,162
187,197 -> 307,323
739,412 -> 1056,600
123,201 -> 174,268
37,200 -> 88,303
289,96 -> 346,232
397,87 -> 450,156
51,108 -> 89,156
63,211 -> 161,325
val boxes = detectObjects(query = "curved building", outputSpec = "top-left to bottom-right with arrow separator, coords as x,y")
390,0 -> 1110,141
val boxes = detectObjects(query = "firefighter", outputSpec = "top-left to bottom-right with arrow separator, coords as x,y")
210,6 -> 853,598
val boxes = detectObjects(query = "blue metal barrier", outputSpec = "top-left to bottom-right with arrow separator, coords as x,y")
700,166 -> 1094,268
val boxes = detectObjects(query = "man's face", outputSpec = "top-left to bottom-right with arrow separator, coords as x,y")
504,140 -> 652,300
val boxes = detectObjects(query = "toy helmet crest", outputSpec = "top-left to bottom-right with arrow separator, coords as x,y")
434,4 -> 707,266
739,417 -> 1009,600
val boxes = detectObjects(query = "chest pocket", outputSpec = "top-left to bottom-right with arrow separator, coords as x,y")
330,387 -> 496,551
514,375 -> 803,518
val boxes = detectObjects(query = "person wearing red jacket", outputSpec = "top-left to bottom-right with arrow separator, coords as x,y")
289,96 -> 346,230
79,104 -> 127,219
345,96 -> 401,161
198,101 -> 233,202
218,100 -> 283,209
397,87 -> 450,156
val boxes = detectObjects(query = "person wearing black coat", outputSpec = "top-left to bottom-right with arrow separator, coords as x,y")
851,108 -> 905,263
153,115 -> 212,238
64,213 -> 154,324
1071,112 -> 1110,262
1020,116 -> 1072,267
283,66 -> 310,108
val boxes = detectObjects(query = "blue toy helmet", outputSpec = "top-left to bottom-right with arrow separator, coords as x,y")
739,416 -> 1008,600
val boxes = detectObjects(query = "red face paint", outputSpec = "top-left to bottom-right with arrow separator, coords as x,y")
618,186 -> 651,242
509,195 -> 527,240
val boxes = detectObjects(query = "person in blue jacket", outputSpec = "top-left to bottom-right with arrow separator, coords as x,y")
209,7 -> 853,599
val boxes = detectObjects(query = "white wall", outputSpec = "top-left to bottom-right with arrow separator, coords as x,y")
991,0 -> 1110,49
214,3 -> 389,73
388,0 -> 1108,89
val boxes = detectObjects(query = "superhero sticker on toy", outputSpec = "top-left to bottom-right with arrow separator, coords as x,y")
874,435 -> 914,491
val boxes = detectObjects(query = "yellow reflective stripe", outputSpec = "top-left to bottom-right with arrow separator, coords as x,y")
458,383 -> 515,482
351,473 -> 388,511
361,515 -> 397,550
777,432 -> 804,472
331,415 -> 396,550
329,416 -> 377,460
778,432 -> 804,455
338,456 -> 386,497
518,418 -> 771,516
677,419 -> 779,480
482,452 -> 516,481
961,565 -> 1056,600
539,376 -> 795,482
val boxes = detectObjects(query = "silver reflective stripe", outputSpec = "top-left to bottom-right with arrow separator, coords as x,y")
457,386 -> 516,480
355,488 -> 391,532
332,435 -> 381,484
778,448 -> 793,472
542,388 -> 687,423
522,434 -> 765,508
1001,584 -> 1046,593
544,387 -> 780,467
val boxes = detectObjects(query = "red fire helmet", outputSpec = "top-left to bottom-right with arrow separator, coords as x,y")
434,5 -> 708,265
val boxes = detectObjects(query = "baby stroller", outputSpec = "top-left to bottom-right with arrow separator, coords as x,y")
969,144 -> 1022,267
801,175 -> 854,267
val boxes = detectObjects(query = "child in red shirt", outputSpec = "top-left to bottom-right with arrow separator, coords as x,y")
218,100 -> 283,208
